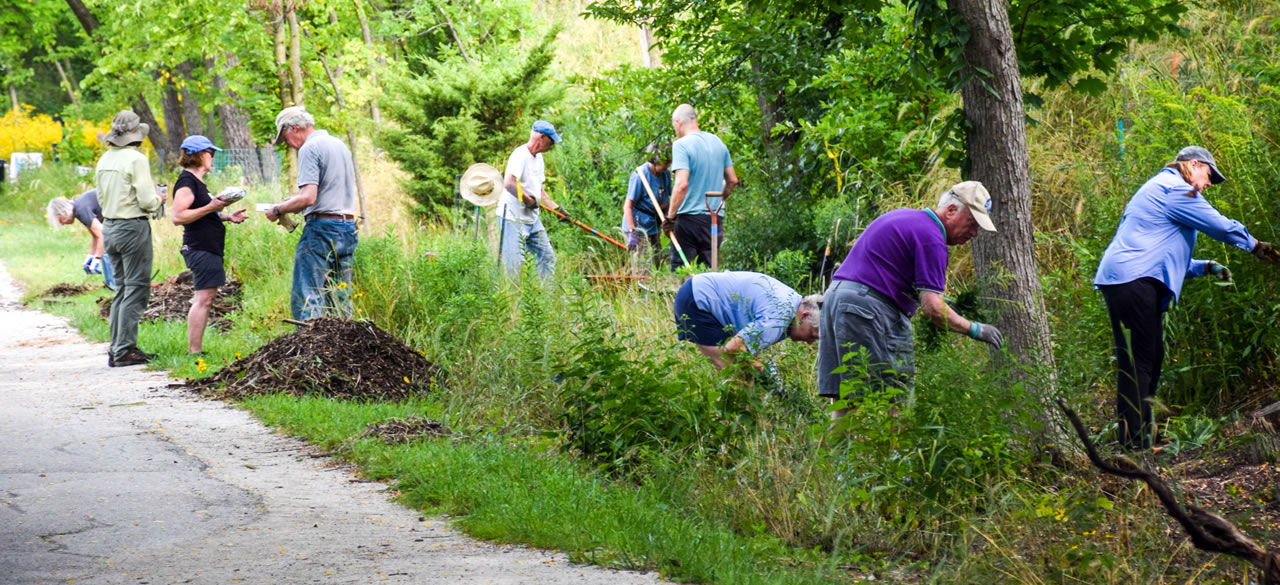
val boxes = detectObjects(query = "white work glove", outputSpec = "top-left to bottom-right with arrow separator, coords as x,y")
89,256 -> 103,274
82,255 -> 94,274
969,322 -> 1003,349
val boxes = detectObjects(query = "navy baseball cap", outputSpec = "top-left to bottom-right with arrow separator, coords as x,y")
1175,146 -> 1225,184
180,135 -> 223,155
532,120 -> 561,144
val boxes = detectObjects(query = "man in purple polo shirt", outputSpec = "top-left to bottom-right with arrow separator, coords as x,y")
817,181 -> 1004,418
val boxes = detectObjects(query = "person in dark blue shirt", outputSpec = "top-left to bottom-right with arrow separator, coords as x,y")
1094,146 -> 1279,450
622,143 -> 672,270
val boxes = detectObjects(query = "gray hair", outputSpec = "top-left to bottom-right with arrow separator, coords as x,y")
672,104 -> 697,123
277,108 -> 315,133
46,197 -> 73,229
936,189 -> 962,213
798,294 -> 822,328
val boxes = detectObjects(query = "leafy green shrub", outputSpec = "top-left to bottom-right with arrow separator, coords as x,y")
555,299 -> 763,471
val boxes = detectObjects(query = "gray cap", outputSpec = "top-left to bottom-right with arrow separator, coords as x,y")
1175,146 -> 1226,185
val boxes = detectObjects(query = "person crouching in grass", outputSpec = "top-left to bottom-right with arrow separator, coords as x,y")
170,135 -> 247,355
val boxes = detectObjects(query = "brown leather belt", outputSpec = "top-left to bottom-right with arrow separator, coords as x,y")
306,213 -> 356,221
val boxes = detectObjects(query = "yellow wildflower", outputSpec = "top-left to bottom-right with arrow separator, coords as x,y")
337,282 -> 348,289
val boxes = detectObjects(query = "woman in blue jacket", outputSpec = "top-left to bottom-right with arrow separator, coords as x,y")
1094,146 -> 1279,450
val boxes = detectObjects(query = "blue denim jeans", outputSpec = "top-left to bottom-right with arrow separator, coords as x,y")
500,217 -> 555,279
102,251 -> 117,290
291,218 -> 358,320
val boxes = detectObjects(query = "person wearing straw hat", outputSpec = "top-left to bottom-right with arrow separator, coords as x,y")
46,188 -> 117,291
263,106 -> 359,320
1094,146 -> 1280,451
171,135 -> 248,355
496,120 -> 568,279
96,109 -> 165,367
817,181 -> 1002,419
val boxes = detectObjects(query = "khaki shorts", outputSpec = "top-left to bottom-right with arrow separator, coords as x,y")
816,280 -> 915,399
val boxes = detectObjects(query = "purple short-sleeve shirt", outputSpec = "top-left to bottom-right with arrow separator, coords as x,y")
831,208 -> 948,315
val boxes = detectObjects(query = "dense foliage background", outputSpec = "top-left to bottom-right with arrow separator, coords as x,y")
4,0 -> 1280,583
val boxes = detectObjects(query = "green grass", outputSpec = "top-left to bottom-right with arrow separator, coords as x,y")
245,394 -> 847,584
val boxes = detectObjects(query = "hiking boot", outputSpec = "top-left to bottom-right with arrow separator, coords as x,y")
110,348 -> 150,367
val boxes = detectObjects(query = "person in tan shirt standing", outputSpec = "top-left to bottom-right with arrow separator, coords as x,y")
96,110 -> 165,367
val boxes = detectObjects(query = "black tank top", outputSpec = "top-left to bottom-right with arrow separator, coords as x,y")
176,170 -> 226,256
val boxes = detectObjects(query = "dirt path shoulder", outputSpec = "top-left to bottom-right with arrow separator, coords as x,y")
0,262 -> 661,585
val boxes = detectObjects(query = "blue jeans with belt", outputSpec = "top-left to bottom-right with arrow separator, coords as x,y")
291,218 -> 358,320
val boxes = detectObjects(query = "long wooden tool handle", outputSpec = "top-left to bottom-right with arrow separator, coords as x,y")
539,202 -> 627,250
636,167 -> 690,268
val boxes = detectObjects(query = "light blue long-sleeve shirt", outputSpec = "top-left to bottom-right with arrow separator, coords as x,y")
1094,168 -> 1256,307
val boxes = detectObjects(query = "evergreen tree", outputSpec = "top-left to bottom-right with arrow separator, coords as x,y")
379,30 -> 563,216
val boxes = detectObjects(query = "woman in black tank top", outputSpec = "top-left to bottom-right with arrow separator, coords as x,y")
171,135 -> 247,355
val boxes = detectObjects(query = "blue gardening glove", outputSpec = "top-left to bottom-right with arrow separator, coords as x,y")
82,255 -> 94,274
626,230 -> 642,251
969,321 -> 1003,349
1206,260 -> 1232,282
89,256 -> 103,274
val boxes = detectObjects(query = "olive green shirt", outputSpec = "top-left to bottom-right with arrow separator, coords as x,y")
95,147 -> 159,219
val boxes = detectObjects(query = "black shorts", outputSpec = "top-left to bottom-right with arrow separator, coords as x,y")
181,248 -> 226,291
673,278 -> 732,347
669,213 -> 725,269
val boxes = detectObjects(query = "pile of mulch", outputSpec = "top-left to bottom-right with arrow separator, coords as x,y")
97,271 -> 242,328
361,416 -> 451,443
187,317 -> 443,401
43,283 -> 95,297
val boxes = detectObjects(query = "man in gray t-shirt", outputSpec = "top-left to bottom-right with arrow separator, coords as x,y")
264,106 -> 360,321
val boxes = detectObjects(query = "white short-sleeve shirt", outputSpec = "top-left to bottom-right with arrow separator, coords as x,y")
497,145 -> 545,224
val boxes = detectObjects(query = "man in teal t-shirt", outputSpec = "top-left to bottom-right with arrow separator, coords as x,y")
664,104 -> 739,269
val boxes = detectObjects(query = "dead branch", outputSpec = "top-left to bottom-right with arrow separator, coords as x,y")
1055,398 -> 1280,584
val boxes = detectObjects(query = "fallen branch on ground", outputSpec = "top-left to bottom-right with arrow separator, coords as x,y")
1055,398 -> 1280,584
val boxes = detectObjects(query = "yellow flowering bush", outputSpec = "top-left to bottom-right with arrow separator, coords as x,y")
0,105 -> 111,163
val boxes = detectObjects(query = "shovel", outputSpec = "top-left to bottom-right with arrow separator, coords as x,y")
705,191 -> 725,271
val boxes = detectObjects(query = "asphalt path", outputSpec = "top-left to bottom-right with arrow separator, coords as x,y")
0,262 -> 661,585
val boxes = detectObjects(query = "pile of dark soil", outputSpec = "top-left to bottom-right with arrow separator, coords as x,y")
187,317 -> 443,401
361,416 -> 451,443
97,271 -> 242,328
43,283 -> 95,297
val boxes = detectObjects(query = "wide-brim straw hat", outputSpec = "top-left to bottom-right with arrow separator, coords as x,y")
460,163 -> 503,207
104,110 -> 149,147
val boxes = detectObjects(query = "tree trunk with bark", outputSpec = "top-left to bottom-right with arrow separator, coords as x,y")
352,0 -> 381,123
287,8 -> 304,106
951,0 -> 1065,447
7,84 -> 17,112
273,11 -> 291,107
49,51 -> 79,105
177,61 -> 202,136
161,80 -> 186,165
212,55 -> 262,183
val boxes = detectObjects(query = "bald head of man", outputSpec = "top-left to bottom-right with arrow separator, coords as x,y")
671,104 -> 699,137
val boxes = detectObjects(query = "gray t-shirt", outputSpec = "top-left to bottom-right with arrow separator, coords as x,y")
296,130 -> 358,217
72,189 -> 102,228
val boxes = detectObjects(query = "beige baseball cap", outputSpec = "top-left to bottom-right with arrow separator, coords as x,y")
945,181 -> 996,232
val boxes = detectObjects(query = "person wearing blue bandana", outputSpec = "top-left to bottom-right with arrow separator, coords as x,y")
1094,146 -> 1280,451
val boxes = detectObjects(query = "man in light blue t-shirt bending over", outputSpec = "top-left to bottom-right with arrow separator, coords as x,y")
663,104 -> 739,269
673,271 -> 821,370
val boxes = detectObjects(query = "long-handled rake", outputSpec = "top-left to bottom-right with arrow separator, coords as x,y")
636,167 -> 690,268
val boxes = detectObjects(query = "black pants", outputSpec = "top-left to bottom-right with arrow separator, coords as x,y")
1099,277 -> 1169,449
669,213 -> 725,270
